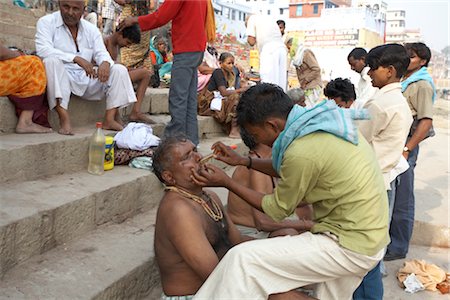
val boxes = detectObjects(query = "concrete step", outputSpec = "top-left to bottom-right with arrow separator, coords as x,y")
383,244 -> 450,299
0,209 -> 162,299
1,88 -> 170,134
0,166 -> 164,277
0,115 -> 224,183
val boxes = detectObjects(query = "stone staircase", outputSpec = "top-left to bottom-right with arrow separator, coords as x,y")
0,2 -> 449,299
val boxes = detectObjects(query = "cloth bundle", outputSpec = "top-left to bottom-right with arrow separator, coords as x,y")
114,122 -> 160,151
397,259 -> 447,292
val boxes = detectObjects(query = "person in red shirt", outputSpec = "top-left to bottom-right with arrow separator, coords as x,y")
119,0 -> 215,146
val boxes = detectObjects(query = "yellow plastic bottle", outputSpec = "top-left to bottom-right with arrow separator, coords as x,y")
104,136 -> 114,171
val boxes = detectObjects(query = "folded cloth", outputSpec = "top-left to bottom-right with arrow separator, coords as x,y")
397,259 -> 447,291
114,148 -> 154,165
114,122 -> 160,150
129,157 -> 153,170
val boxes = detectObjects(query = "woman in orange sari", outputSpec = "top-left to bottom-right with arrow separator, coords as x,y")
0,44 -> 51,133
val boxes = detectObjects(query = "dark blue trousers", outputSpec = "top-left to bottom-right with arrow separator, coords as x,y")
353,262 -> 383,300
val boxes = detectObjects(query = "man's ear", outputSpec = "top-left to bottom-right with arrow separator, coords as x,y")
265,118 -> 282,134
162,170 -> 175,185
419,58 -> 427,68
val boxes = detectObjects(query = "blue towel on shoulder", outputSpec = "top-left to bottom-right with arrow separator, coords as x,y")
401,67 -> 436,103
271,101 -> 369,173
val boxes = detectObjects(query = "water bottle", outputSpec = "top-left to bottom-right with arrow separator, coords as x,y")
88,122 -> 105,175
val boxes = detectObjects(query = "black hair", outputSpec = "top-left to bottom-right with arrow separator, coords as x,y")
366,43 -> 410,78
240,126 -> 257,150
236,83 -> 294,127
152,134 -> 188,184
324,78 -> 356,103
276,20 -> 286,27
404,42 -> 431,67
219,52 -> 234,63
122,24 -> 141,44
348,47 -> 367,60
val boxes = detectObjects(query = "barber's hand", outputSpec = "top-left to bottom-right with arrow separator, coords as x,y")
191,164 -> 230,188
74,56 -> 96,78
211,142 -> 245,166
117,16 -> 139,31
98,61 -> 110,83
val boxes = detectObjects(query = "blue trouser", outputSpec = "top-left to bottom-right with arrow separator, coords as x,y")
388,145 -> 419,256
164,51 -> 204,145
353,262 -> 383,300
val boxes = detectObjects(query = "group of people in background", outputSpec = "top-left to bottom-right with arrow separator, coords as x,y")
1,0 -> 437,299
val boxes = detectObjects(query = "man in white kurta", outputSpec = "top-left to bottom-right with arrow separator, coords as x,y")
36,1 -> 136,134
246,15 -> 287,91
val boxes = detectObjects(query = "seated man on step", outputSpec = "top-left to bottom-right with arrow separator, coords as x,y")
152,135 -> 309,300
228,128 -> 313,239
104,24 -> 156,124
36,0 -> 137,135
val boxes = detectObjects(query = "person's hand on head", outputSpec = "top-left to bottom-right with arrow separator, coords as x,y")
211,142 -> 245,166
74,56 -> 96,78
191,164 -> 230,188
117,16 -> 139,32
97,61 -> 110,83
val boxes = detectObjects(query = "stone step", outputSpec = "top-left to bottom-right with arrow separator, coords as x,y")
0,166 -> 164,277
0,209 -> 162,299
1,88 -> 170,134
0,116 -> 224,183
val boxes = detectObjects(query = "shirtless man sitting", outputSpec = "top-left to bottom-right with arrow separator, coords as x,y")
104,25 -> 156,124
228,128 -> 313,239
152,135 -> 309,299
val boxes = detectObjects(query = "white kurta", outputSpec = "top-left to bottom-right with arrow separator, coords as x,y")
36,11 -> 136,110
246,15 -> 287,91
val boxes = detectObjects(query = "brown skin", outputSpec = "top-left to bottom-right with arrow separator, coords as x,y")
56,0 -> 121,134
402,49 -> 433,159
156,141 -> 247,296
104,33 -> 156,124
0,45 -> 52,134
329,96 -> 354,109
227,143 -> 313,236
348,56 -> 366,74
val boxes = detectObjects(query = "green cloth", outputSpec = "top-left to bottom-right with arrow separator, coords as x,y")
262,132 -> 389,256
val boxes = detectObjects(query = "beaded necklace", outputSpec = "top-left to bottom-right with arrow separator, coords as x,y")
165,186 -> 224,222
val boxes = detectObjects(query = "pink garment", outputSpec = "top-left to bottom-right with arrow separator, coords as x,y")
197,71 -> 212,92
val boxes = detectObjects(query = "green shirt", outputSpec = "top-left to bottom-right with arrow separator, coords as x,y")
262,132 -> 389,256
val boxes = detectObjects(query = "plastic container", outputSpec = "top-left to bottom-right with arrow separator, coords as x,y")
88,122 -> 105,175
104,136 -> 114,171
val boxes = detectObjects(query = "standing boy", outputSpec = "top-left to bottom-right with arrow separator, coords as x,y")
348,47 -> 377,109
354,43 -> 413,300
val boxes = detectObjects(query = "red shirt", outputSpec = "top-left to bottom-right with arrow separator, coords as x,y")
138,0 -> 207,54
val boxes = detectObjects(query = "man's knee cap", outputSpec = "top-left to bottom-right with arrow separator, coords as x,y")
110,63 -> 127,74
43,56 -> 63,66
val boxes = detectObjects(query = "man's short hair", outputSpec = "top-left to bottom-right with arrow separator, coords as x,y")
236,83 -> 293,127
122,24 -> 141,44
324,78 -> 356,103
348,47 -> 367,60
276,20 -> 285,27
366,43 -> 410,78
404,42 -> 432,67
152,135 -> 188,184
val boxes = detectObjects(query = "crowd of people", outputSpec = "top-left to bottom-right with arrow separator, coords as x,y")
1,0 -> 437,299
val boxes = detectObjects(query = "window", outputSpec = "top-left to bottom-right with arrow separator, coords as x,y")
279,8 -> 283,15
267,9 -> 271,15
313,4 -> 319,14
296,4 -> 303,16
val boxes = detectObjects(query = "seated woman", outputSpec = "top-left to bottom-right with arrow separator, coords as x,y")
149,36 -> 172,85
0,44 -> 52,133
197,45 -> 220,92
198,52 -> 248,139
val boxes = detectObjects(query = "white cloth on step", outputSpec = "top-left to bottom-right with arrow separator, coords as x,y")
114,122 -> 160,150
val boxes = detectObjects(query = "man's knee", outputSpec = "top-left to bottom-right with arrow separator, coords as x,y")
43,56 -> 63,68
110,63 -> 128,76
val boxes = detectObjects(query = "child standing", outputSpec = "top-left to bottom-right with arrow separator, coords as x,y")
353,43 -> 413,300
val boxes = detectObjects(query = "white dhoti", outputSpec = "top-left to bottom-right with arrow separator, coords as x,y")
259,41 -> 287,92
44,57 -> 137,111
193,232 -> 384,300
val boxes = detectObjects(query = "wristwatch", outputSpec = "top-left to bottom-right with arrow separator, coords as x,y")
403,146 -> 410,153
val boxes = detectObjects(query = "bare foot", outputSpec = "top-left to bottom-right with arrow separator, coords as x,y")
16,122 -> 53,134
58,128 -> 74,135
129,112 -> 157,124
103,119 -> 124,131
